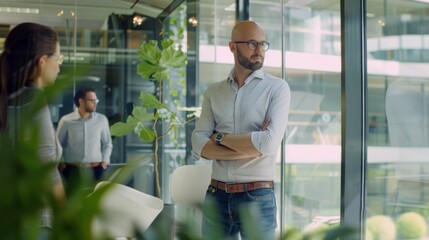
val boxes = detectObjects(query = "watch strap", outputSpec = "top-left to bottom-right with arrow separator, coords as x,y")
215,133 -> 225,145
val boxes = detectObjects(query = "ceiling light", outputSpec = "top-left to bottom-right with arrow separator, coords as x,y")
188,16 -> 198,27
133,15 -> 145,26
414,0 -> 429,3
0,7 -> 39,14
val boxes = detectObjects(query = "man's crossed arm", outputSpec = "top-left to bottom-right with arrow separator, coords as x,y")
201,119 -> 271,160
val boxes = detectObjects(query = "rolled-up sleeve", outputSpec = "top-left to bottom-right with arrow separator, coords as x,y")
101,117 -> 113,164
56,118 -> 67,149
251,82 -> 290,156
191,90 -> 214,159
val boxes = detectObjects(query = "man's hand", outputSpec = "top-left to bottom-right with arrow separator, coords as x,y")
101,161 -> 108,170
209,118 -> 270,143
58,162 -> 66,172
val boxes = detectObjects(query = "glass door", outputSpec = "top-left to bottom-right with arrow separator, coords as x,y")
366,0 -> 429,239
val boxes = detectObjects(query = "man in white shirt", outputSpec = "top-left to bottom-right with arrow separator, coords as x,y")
192,21 -> 291,239
57,87 -> 112,193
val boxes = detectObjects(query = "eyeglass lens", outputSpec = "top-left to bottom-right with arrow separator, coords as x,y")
248,40 -> 269,51
86,99 -> 99,104
234,40 -> 270,51
49,55 -> 64,65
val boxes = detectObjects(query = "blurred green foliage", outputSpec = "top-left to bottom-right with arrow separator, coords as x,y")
396,212 -> 427,239
366,215 -> 397,240
0,120 -> 50,239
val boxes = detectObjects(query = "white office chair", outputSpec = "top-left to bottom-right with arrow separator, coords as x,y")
91,181 -> 164,239
170,164 -> 212,237
170,164 -> 212,208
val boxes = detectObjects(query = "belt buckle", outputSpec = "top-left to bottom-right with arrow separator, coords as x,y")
224,183 -> 232,193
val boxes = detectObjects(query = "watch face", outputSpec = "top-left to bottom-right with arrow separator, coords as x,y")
215,133 -> 224,145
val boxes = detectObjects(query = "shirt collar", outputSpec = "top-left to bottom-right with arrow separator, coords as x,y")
72,108 -> 93,120
227,69 -> 264,84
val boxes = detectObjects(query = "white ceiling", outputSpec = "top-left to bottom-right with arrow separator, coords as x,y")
1,0 -> 429,31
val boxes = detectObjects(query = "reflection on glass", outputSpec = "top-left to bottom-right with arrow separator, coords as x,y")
367,0 -> 429,239
386,78 -> 429,148
249,0 -> 341,237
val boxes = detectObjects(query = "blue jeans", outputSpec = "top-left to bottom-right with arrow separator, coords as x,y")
60,164 -> 105,196
202,185 -> 277,240
38,227 -> 51,240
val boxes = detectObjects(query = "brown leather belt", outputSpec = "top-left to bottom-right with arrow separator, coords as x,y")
210,179 -> 273,193
64,162 -> 101,168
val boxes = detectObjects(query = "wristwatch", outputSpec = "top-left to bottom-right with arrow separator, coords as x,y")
215,133 -> 226,145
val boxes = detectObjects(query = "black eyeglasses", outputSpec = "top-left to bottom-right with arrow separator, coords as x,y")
234,40 -> 270,51
85,98 -> 99,104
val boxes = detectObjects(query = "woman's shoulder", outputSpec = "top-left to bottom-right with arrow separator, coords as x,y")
7,84 -> 44,107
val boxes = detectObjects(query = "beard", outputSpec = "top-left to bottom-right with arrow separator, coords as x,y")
237,48 -> 264,70
84,105 -> 95,113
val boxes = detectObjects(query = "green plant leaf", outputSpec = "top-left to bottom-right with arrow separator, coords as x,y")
170,18 -> 178,25
126,115 -> 139,124
110,122 -> 136,137
169,89 -> 179,97
152,69 -> 170,82
138,40 -> 161,65
137,39 -> 186,83
140,91 -> 164,109
138,126 -> 156,142
137,61 -> 162,80
132,106 -> 153,121
178,31 -> 184,40
322,226 -> 356,240
161,39 -> 174,49
172,124 -> 178,138
160,46 -> 187,69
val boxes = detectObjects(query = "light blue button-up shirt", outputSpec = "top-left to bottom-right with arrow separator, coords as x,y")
56,109 -> 112,164
192,69 -> 291,182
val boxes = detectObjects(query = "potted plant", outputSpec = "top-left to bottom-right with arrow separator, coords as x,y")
110,38 -> 192,198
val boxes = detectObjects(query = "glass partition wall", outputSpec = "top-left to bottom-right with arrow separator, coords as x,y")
366,0 -> 429,239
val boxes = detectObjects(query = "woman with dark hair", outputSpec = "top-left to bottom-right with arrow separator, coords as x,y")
0,22 -> 65,238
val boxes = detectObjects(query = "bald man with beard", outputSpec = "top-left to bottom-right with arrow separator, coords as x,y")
192,21 -> 291,239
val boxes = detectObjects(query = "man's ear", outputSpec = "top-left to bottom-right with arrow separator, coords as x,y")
229,41 -> 235,52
